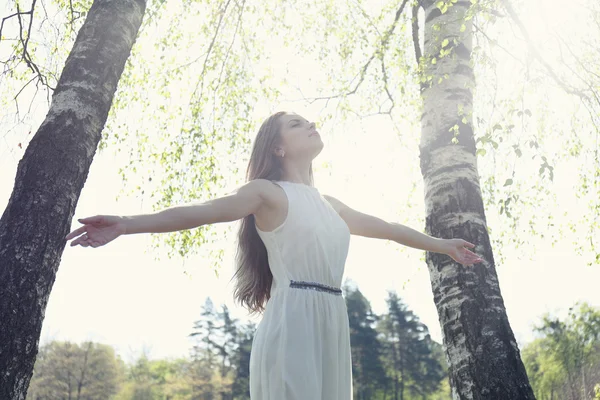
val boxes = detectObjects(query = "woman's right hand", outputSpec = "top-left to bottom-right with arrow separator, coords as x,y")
65,215 -> 127,248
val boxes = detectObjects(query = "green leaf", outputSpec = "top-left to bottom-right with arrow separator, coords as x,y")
513,145 -> 522,157
504,178 -> 513,186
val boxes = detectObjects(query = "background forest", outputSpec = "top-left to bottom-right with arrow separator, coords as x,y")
25,288 -> 600,400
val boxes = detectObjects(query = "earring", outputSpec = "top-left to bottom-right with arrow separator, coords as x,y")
281,151 -> 285,158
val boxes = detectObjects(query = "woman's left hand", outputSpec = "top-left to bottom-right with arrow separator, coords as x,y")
443,239 -> 484,266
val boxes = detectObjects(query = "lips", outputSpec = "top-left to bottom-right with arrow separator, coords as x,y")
309,131 -> 319,137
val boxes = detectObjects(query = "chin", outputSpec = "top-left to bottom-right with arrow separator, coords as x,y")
312,143 -> 324,158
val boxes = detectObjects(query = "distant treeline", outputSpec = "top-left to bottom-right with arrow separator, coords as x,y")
26,284 -> 600,400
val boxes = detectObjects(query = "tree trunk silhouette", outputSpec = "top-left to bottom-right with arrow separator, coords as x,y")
0,0 -> 146,398
417,1 -> 535,398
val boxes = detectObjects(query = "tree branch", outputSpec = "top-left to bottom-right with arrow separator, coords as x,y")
192,0 -> 233,102
473,22 -> 523,65
556,32 -> 600,93
411,2 -> 422,66
380,55 -> 394,114
303,0 -> 411,103
2,0 -> 55,94
67,0 -> 84,30
503,0 -> 589,102
0,9 -> 33,42
212,0 -> 246,132
16,0 -> 39,75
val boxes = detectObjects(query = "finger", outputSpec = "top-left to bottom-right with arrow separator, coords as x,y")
462,240 -> 475,248
459,254 -> 478,264
78,215 -> 103,225
66,226 -> 87,240
71,236 -> 87,247
81,241 -> 90,248
464,249 -> 479,257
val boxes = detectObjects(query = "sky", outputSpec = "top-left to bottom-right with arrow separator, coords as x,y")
1,0 -> 600,365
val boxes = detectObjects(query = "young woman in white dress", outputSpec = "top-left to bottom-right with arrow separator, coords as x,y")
66,111 -> 483,399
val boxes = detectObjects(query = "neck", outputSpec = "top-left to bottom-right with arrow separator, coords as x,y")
280,159 -> 312,185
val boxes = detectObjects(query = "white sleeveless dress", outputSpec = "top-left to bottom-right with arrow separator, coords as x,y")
249,180 -> 353,400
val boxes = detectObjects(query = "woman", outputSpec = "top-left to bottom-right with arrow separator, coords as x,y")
66,111 -> 483,399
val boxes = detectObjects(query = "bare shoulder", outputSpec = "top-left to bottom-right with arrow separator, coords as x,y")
322,194 -> 349,214
247,179 -> 288,231
241,178 -> 286,207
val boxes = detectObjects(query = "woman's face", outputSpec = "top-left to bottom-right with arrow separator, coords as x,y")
276,113 -> 323,159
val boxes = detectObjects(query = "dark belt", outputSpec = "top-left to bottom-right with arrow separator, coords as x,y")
289,280 -> 342,296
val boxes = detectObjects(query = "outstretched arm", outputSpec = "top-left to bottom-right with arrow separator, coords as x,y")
66,179 -> 273,248
120,179 -> 269,234
323,195 -> 483,266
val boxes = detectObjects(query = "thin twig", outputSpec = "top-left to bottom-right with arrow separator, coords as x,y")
302,0 -> 411,103
192,0 -> 234,102
380,56 -> 395,113
556,32 -> 600,92
213,0 -> 246,109
473,22 -> 522,65
12,75 -> 36,101
350,0 -> 382,38
16,0 -> 39,76
0,9 -> 32,41
503,0 -> 589,102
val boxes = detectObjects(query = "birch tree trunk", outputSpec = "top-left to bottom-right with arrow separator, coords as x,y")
418,1 -> 536,398
0,1 -> 146,398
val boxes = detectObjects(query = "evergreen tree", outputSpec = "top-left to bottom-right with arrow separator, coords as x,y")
230,321 -> 256,400
379,291 -> 445,399
345,283 -> 386,399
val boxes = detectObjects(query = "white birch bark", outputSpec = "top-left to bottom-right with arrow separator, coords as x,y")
418,1 -> 536,398
0,1 -> 146,398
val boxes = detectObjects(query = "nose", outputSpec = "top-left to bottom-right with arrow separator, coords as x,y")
308,122 -> 315,130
